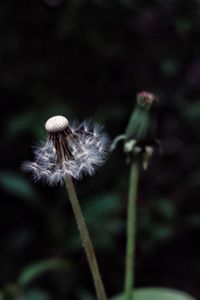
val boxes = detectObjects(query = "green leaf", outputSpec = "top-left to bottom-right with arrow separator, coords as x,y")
0,171 -> 38,201
153,198 -> 176,220
18,258 -> 68,287
84,193 -> 121,221
110,288 -> 196,300
79,290 -> 96,300
24,288 -> 50,300
161,60 -> 180,76
181,103 -> 200,124
0,291 -> 3,300
7,111 -> 36,135
69,193 -> 122,251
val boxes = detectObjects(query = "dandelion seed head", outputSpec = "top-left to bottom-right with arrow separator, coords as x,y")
45,115 -> 69,133
23,116 -> 109,185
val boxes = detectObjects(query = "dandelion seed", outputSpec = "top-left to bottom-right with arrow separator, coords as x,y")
23,115 -> 109,185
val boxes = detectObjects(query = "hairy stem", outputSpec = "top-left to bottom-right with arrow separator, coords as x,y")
125,163 -> 139,300
65,176 -> 107,300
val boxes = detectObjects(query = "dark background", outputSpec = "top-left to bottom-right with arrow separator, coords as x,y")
0,0 -> 200,299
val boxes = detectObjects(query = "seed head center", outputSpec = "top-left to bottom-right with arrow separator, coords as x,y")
45,115 -> 69,133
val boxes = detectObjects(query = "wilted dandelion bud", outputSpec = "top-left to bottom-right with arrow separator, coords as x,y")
110,91 -> 159,168
125,91 -> 158,142
23,116 -> 109,185
123,91 -> 158,166
137,91 -> 157,109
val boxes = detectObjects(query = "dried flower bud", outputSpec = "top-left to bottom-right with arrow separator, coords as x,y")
137,91 -> 158,109
122,91 -> 159,167
125,91 -> 157,142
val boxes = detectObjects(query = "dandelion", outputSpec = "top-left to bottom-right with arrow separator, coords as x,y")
23,115 -> 108,300
23,115 -> 109,185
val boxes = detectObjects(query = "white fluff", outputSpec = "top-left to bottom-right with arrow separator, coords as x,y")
23,120 -> 109,185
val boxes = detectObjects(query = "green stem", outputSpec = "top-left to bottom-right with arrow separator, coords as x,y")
65,176 -> 107,300
125,163 -> 139,300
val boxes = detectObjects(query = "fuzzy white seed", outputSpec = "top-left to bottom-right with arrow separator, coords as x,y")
23,119 -> 109,185
45,115 -> 69,133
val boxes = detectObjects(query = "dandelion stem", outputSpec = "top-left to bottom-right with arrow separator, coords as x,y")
125,163 -> 138,300
65,176 -> 107,300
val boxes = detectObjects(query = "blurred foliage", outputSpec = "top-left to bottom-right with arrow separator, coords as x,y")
1,0 -> 200,299
0,171 -> 39,202
18,258 -> 68,287
111,288 -> 197,300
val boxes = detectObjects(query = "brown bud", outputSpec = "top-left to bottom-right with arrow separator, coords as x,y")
137,91 -> 158,109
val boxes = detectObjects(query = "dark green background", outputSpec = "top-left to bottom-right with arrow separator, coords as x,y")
0,0 -> 200,299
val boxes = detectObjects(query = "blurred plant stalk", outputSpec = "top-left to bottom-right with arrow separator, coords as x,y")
124,91 -> 158,300
65,176 -> 107,300
112,91 -> 158,300
125,162 -> 138,300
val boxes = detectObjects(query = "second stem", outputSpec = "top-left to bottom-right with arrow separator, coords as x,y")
125,163 -> 139,300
